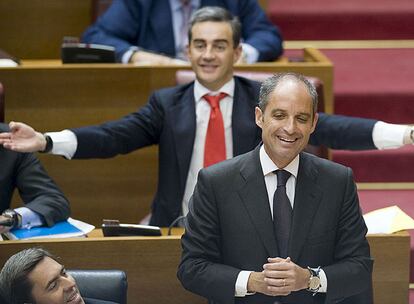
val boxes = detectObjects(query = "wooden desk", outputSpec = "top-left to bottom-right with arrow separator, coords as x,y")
0,231 -> 409,304
0,48 -> 333,226
0,0 -> 92,59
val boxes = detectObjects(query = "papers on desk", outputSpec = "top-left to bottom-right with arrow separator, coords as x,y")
0,59 -> 18,67
364,205 -> 414,234
3,218 -> 94,240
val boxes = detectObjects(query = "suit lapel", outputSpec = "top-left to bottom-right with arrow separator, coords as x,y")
170,84 -> 197,189
289,153 -> 323,261
237,146 -> 278,257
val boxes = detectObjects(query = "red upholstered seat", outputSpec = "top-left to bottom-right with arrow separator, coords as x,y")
333,145 -> 414,183
268,0 -> 414,40
321,48 -> 414,124
91,0 -> 113,22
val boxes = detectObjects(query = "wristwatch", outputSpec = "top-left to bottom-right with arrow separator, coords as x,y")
1,209 -> 22,228
307,266 -> 321,295
41,134 -> 53,153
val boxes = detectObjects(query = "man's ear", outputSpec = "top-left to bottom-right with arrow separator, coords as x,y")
310,112 -> 319,133
233,44 -> 243,64
186,44 -> 191,60
255,107 -> 263,129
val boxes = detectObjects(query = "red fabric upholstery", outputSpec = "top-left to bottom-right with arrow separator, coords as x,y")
333,145 -> 414,182
0,82 -> 4,123
91,0 -> 113,22
322,48 -> 414,123
268,0 -> 414,40
358,189 -> 414,282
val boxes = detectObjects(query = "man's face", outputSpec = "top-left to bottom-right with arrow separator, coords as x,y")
28,256 -> 84,304
187,21 -> 242,91
255,78 -> 318,168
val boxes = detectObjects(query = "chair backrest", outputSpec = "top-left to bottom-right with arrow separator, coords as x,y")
91,0 -> 113,22
175,70 -> 328,159
0,82 -> 4,123
67,269 -> 127,304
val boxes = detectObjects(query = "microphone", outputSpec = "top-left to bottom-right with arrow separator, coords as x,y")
167,215 -> 186,236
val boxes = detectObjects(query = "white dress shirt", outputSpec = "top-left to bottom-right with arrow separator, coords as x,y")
372,121 -> 410,149
181,78 -> 235,216
234,145 -> 327,297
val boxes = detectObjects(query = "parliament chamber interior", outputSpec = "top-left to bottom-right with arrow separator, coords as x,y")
0,0 -> 413,303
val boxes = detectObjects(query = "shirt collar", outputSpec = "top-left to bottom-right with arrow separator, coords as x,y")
259,145 -> 299,178
194,78 -> 235,102
169,0 -> 200,11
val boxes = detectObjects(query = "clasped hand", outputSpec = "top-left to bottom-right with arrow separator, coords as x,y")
248,257 -> 310,297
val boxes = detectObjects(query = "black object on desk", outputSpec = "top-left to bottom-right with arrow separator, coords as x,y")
61,37 -> 115,63
102,219 -> 162,237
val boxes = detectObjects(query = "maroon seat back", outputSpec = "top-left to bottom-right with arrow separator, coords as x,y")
0,82 -> 4,123
175,70 -> 328,159
91,0 -> 113,22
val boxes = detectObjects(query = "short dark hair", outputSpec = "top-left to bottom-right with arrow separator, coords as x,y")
0,248 -> 56,304
258,72 -> 318,118
188,6 -> 242,48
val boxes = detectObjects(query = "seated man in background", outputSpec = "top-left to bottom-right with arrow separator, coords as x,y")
82,0 -> 283,64
0,248 -> 116,304
0,7 -> 412,228
0,123 -> 70,234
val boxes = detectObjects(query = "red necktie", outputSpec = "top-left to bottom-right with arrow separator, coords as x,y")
203,93 -> 227,167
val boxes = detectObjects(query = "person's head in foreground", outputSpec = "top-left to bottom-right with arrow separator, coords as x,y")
0,247 -> 84,304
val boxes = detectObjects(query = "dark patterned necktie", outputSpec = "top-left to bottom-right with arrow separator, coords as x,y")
273,169 -> 292,258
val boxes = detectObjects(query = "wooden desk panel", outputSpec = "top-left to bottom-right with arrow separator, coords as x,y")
0,231 -> 409,304
0,0 -> 92,59
0,49 -> 333,226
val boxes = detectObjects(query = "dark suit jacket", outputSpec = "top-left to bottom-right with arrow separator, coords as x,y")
82,0 -> 283,62
0,124 -> 70,226
72,76 -> 377,227
177,146 -> 372,304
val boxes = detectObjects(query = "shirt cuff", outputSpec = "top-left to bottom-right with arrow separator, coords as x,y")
235,271 -> 254,297
46,130 -> 78,159
14,207 -> 44,229
241,43 -> 259,64
372,121 -> 407,149
122,47 -> 140,63
318,268 -> 327,293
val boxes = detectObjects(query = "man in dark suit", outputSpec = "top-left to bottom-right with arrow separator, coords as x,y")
0,123 -> 70,234
0,248 -> 117,304
0,7 -> 411,228
82,0 -> 283,64
177,72 -> 372,303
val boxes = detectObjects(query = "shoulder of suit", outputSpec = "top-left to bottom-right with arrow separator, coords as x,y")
202,148 -> 256,177
301,152 -> 352,174
152,81 -> 194,99
234,75 -> 261,89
